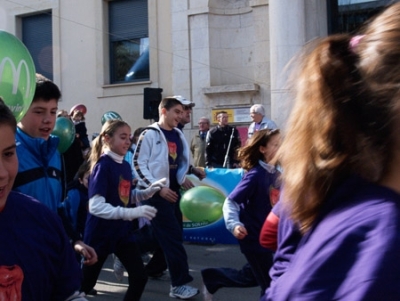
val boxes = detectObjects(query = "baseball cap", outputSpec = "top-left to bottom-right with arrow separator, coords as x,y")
171,95 -> 195,107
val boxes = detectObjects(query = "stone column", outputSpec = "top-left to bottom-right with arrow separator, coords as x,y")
269,0 -> 306,129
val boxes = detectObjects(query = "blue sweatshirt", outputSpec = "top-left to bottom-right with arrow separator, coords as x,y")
14,128 -> 62,213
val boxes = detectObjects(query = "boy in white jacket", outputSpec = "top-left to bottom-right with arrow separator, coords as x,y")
133,96 -> 199,299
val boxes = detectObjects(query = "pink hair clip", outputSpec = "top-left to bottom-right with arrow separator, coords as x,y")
349,35 -> 365,52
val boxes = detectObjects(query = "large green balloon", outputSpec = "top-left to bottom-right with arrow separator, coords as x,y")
0,30 -> 36,122
101,111 -> 122,125
52,117 -> 76,153
180,186 -> 225,224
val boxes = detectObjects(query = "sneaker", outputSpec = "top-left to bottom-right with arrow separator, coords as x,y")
112,255 -> 125,282
169,285 -> 199,299
202,284 -> 213,301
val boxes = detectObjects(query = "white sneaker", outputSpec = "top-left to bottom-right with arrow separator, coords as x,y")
202,284 -> 213,301
112,254 -> 125,282
169,284 -> 199,299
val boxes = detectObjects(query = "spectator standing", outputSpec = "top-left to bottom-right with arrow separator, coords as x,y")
190,117 -> 210,167
133,96 -> 199,299
206,111 -> 241,168
71,109 -> 90,154
247,104 -> 277,139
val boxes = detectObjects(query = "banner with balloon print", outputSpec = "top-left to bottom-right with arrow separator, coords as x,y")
181,168 -> 244,244
0,30 -> 36,122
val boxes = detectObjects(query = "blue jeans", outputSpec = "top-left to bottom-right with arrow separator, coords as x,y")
142,193 -> 193,286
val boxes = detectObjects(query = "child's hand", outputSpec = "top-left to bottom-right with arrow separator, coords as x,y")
233,225 -> 248,240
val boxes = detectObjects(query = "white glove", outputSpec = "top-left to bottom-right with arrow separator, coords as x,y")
132,178 -> 167,202
120,205 -> 157,221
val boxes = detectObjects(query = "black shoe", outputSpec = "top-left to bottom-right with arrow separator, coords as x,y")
148,271 -> 166,279
87,288 -> 97,295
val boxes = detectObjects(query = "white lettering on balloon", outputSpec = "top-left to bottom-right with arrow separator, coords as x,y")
0,57 -> 31,98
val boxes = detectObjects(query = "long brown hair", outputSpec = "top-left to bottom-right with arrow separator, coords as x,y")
239,129 -> 280,171
88,119 -> 130,172
277,3 -> 400,232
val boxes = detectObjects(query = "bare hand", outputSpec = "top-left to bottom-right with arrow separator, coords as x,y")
159,187 -> 179,203
181,178 -> 194,190
233,225 -> 248,240
192,167 -> 206,180
74,240 -> 98,266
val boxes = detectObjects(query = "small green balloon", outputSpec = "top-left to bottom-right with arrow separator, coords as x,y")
0,30 -> 36,122
101,111 -> 122,125
52,117 -> 76,153
180,186 -> 225,224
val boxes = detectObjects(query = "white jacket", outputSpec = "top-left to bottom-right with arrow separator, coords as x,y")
133,123 -> 190,188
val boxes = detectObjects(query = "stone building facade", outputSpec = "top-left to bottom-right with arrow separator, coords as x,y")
0,0 -> 328,142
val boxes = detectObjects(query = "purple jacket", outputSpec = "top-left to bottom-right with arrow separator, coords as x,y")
265,176 -> 400,301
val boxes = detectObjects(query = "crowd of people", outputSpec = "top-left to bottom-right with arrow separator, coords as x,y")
2,2 -> 400,300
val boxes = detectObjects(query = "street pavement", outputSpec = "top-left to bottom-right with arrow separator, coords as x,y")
86,242 -> 260,301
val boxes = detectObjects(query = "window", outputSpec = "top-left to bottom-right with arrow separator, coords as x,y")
327,0 -> 396,34
22,12 -> 53,80
109,0 -> 149,84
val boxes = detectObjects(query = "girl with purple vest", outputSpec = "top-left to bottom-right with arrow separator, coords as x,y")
265,3 -> 400,300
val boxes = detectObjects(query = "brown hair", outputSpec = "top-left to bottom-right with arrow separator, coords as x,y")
88,119 -> 130,172
276,3 -> 400,232
158,97 -> 182,114
238,129 -> 280,171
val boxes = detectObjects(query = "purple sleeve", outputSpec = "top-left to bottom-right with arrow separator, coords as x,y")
228,170 -> 257,205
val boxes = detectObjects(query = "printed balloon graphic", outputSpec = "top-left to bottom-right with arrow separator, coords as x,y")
52,117 -> 76,153
69,103 -> 87,116
0,30 -> 36,122
101,111 -> 122,125
180,186 -> 225,224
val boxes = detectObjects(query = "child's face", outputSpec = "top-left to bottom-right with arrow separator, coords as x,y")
73,114 -> 82,121
18,98 -> 58,140
0,124 -> 18,211
260,134 -> 281,163
105,125 -> 131,156
162,104 -> 183,130
79,171 -> 90,189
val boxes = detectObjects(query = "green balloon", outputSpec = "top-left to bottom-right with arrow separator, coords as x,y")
101,111 -> 122,125
180,186 -> 225,224
52,117 -> 76,153
0,30 -> 36,122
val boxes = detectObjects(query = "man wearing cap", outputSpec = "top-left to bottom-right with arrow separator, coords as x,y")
133,96 -> 199,299
248,104 -> 278,139
174,96 -> 206,181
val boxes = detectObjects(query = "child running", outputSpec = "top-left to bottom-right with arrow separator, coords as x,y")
218,129 -> 281,299
0,98 -> 86,300
80,119 -> 157,301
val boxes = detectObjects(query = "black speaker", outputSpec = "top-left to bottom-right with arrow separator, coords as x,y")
143,87 -> 163,120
